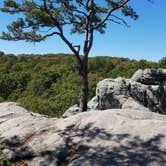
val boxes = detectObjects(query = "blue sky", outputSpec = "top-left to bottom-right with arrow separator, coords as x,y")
0,0 -> 166,62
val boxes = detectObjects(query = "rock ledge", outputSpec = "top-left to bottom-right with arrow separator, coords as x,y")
0,102 -> 166,166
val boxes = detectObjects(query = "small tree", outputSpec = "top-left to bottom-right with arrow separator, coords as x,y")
0,0 -> 139,111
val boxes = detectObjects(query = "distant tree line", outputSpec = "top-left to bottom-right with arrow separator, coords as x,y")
0,51 -> 165,117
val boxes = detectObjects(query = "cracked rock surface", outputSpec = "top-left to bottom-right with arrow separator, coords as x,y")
0,102 -> 166,166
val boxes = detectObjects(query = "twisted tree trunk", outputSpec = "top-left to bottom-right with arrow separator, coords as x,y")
79,59 -> 88,112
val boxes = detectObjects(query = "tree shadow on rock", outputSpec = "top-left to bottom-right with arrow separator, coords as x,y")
1,123 -> 165,166
70,134 -> 166,166
40,123 -> 166,166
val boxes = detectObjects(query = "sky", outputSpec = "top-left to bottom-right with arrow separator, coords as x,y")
0,0 -> 166,62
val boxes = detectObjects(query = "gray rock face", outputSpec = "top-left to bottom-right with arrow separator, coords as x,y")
0,102 -> 166,166
122,97 -> 150,111
95,77 -> 130,110
88,69 -> 166,114
87,96 -> 99,110
63,105 -> 81,118
131,68 -> 166,85
129,81 -> 148,104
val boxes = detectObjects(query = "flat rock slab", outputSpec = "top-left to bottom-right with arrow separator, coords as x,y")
0,102 -> 166,166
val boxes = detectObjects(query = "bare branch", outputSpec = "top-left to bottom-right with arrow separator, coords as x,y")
58,31 -> 82,64
73,45 -> 81,53
36,31 -> 60,41
86,0 -> 91,9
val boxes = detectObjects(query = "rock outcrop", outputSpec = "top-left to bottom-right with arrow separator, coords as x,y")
63,104 -> 81,118
0,102 -> 166,166
131,69 -> 166,85
88,69 -> 166,114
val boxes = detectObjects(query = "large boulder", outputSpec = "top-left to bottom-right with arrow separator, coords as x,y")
93,77 -> 130,110
131,68 -> 166,85
88,69 -> 166,114
0,102 -> 166,166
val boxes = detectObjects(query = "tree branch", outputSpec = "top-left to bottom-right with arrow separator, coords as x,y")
43,0 -> 61,28
109,14 -> 130,27
63,2 -> 88,18
36,31 -> 60,41
58,31 -> 82,65
93,0 -> 130,30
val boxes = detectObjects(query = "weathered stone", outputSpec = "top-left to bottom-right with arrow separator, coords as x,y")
122,97 -> 150,111
0,102 -> 166,166
87,96 -> 99,110
94,77 -> 130,110
130,83 -> 166,114
62,104 -> 81,118
88,69 -> 166,114
129,81 -> 148,105
131,68 -> 166,85
146,85 -> 166,114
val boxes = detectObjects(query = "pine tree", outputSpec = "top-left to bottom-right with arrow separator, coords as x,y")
0,0 -> 139,111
